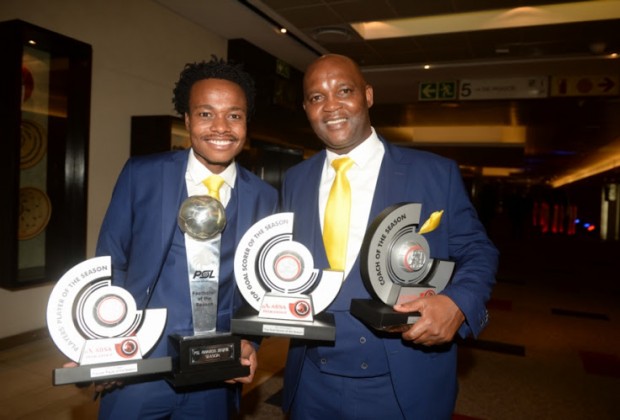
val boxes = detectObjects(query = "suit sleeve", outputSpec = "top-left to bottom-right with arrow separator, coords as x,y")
440,160 -> 499,338
95,160 -> 134,288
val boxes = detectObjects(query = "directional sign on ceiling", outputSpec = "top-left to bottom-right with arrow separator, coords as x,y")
550,75 -> 619,97
418,81 -> 458,101
459,77 -> 548,100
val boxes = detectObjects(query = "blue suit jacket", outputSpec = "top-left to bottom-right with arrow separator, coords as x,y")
280,138 -> 498,418
95,149 -> 278,414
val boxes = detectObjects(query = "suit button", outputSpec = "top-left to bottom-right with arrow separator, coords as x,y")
480,309 -> 489,327
359,336 -> 366,344
320,358 -> 327,365
361,362 -> 368,370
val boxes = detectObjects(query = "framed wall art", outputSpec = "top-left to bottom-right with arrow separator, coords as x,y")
0,20 -> 92,289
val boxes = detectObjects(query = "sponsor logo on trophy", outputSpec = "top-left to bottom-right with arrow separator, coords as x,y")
46,256 -> 171,386
167,195 -> 249,387
232,212 -> 343,341
350,203 -> 455,331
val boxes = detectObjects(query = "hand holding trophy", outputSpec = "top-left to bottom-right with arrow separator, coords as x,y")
167,195 -> 249,387
350,203 -> 455,332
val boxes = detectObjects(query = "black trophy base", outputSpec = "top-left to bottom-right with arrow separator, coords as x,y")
53,357 -> 172,386
350,299 -> 421,332
166,332 -> 250,388
231,305 -> 335,341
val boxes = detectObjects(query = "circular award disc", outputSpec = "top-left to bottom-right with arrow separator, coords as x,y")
234,212 -> 343,315
360,203 -> 434,304
387,232 -> 433,286
79,285 -> 139,338
47,256 -> 167,363
260,240 -> 318,294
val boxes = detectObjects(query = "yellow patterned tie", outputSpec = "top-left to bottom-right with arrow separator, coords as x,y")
323,157 -> 354,271
203,175 -> 225,201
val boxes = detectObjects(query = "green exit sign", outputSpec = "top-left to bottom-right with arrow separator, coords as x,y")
419,81 -> 457,101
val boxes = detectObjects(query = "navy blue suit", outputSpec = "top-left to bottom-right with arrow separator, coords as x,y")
96,149 -> 278,419
281,138 -> 498,419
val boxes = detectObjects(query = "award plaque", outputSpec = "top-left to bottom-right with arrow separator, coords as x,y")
46,256 -> 171,386
167,195 -> 249,387
231,212 -> 343,341
350,203 -> 455,332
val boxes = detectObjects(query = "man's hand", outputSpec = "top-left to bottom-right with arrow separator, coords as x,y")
392,294 -> 465,346
225,339 -> 257,384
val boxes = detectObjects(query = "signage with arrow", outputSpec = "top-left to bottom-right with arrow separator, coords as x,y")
550,75 -> 619,97
418,81 -> 457,101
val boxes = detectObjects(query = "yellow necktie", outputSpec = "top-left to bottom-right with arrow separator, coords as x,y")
203,175 -> 225,201
323,157 -> 354,271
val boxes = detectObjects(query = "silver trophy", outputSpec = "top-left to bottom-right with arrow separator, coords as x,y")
167,195 -> 249,387
231,212 -> 343,341
46,256 -> 171,385
350,203 -> 455,332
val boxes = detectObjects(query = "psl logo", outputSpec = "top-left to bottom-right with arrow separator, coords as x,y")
193,270 -> 215,279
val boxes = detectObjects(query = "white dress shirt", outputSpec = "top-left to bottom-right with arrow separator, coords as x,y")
319,128 -> 385,278
185,150 -> 236,207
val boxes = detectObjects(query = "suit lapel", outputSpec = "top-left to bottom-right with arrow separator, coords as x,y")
303,155 -> 330,270
161,150 -> 189,260
368,138 -> 409,223
232,164 -> 250,242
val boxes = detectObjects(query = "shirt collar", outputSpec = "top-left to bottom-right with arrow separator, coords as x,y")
325,127 -> 382,169
187,149 -> 237,188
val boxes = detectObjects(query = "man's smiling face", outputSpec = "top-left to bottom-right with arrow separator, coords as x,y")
185,78 -> 247,173
302,55 -> 374,155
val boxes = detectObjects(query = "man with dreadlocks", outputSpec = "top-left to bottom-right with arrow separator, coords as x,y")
94,57 -> 278,418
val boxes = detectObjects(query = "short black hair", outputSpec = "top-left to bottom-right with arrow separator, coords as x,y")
172,56 -> 256,119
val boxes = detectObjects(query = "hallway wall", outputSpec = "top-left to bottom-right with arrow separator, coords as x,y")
0,0 -> 227,338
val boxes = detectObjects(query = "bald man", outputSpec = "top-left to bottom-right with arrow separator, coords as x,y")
280,54 -> 498,420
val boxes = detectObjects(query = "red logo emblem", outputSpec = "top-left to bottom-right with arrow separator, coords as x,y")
289,301 -> 311,318
115,338 -> 139,358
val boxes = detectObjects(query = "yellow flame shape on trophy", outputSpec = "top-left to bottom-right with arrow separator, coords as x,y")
417,210 -> 444,234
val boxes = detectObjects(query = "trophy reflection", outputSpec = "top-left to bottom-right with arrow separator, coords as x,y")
167,195 -> 249,387
231,212 -> 343,341
350,203 -> 455,332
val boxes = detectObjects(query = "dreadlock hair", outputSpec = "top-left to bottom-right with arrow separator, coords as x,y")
172,55 -> 256,120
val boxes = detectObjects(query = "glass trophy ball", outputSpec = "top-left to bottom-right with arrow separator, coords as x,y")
178,195 -> 226,240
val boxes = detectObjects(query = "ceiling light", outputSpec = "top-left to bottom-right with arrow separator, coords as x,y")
312,27 -> 351,43
351,1 -> 620,39
482,167 -> 523,177
378,125 -> 526,145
